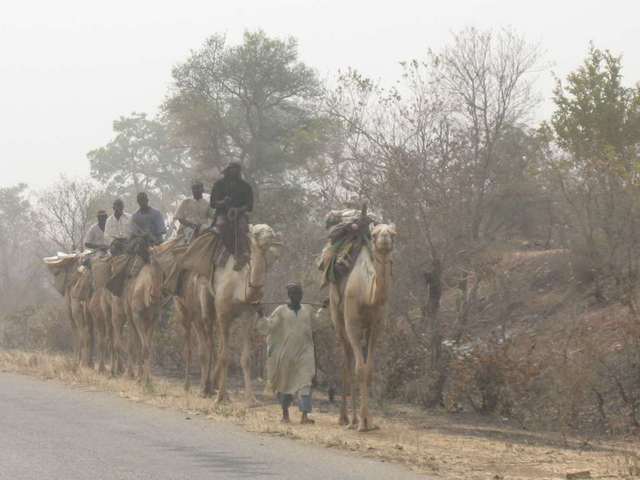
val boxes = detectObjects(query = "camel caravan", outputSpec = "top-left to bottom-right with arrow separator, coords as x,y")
43,162 -> 396,432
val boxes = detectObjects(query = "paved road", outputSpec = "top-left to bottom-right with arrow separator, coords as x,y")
0,373 -> 426,479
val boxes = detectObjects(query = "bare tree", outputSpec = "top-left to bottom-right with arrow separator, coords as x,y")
38,177 -> 104,252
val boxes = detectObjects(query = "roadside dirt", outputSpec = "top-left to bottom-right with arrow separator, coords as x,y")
1,350 -> 639,479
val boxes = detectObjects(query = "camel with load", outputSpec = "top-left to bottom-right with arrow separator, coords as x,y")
329,223 -> 396,431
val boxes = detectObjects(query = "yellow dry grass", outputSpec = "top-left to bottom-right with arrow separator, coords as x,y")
1,350 -> 639,479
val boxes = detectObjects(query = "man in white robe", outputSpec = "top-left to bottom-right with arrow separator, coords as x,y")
257,283 -> 330,424
104,199 -> 131,253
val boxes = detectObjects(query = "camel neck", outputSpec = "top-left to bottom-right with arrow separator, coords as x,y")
246,243 -> 266,301
369,249 -> 391,306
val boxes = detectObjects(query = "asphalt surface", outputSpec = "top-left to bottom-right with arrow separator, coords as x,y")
0,372 -> 426,479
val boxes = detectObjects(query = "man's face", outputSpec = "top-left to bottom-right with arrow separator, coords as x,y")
113,201 -> 124,217
137,194 -> 149,209
224,165 -> 241,180
192,184 -> 204,199
288,288 -> 303,305
98,214 -> 108,228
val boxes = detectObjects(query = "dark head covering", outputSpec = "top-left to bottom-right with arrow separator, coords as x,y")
191,179 -> 204,188
223,161 -> 242,172
286,282 -> 302,292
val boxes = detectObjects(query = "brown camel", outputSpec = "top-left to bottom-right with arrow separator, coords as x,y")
45,254 -> 94,367
329,223 -> 396,432
86,256 -> 118,374
211,224 -> 280,404
174,271 -> 216,395
123,242 -> 173,385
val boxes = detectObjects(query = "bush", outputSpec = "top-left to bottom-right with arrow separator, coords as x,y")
0,304 -> 72,352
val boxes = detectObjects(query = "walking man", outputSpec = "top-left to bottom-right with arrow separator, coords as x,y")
256,283 -> 330,424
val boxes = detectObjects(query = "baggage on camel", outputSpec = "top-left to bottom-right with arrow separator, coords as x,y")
318,207 -> 379,287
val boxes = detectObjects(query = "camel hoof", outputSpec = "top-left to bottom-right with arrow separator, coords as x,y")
358,423 -> 379,433
339,416 -> 349,426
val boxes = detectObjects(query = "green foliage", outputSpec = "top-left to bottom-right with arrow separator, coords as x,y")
87,113 -> 190,210
163,30 -> 327,184
552,45 -> 640,179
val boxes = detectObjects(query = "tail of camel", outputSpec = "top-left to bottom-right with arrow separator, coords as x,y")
329,223 -> 396,432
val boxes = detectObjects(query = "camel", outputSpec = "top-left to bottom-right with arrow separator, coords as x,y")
210,224 -> 280,403
329,223 -> 396,431
44,254 -> 94,367
174,271 -> 216,395
122,241 -> 173,385
86,256 -> 117,374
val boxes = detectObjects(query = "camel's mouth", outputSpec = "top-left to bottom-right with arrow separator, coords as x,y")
375,237 -> 394,254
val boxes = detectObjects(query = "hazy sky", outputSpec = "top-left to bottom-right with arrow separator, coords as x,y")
1,0 -> 638,188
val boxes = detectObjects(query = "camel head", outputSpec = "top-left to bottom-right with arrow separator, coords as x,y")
249,224 -> 279,250
370,223 -> 396,256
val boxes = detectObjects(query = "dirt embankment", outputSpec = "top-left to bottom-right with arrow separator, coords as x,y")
1,350 -> 638,480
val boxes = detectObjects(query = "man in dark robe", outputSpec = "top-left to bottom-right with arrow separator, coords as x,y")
210,162 -> 253,270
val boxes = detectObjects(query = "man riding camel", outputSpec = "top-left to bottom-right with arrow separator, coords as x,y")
210,161 -> 253,271
104,198 -> 131,255
129,192 -> 166,246
175,180 -> 213,243
84,210 -> 109,253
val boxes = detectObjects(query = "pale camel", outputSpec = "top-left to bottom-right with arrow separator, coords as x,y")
174,271 -> 216,395
45,255 -> 94,367
329,223 -> 396,432
86,257 -> 118,374
211,224 -> 280,403
123,245 -> 168,385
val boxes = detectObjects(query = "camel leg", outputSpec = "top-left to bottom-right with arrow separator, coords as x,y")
214,312 -> 232,404
331,288 -> 353,426
72,299 -> 90,368
85,303 -> 95,369
90,294 -> 107,374
359,318 -> 381,432
125,307 -> 141,379
140,310 -> 155,387
110,297 -> 126,376
344,302 -> 365,430
65,293 -> 81,365
110,298 -> 123,376
201,318 -> 216,398
197,289 -> 216,398
104,297 -> 114,372
336,324 -> 356,427
175,300 -> 192,392
193,327 -> 208,395
239,310 -> 256,404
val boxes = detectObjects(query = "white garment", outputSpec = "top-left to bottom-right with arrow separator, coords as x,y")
104,212 -> 131,245
175,198 -> 213,230
84,223 -> 108,248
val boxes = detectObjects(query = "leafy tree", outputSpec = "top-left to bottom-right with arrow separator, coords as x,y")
547,46 -> 640,301
163,30 -> 327,185
88,113 -> 190,212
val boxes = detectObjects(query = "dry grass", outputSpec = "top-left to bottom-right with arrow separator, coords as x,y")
1,349 -> 639,479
